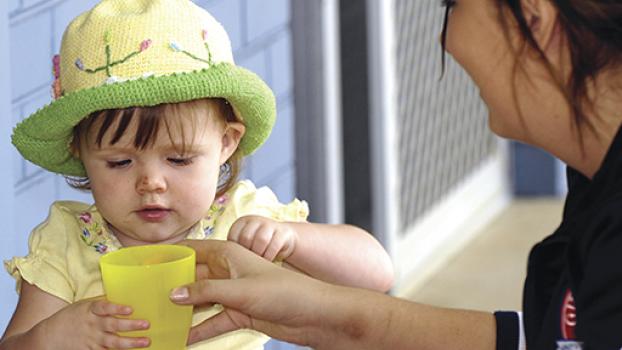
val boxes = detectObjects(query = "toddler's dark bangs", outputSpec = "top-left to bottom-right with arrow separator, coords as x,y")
73,98 -> 236,156
94,106 -> 164,150
76,103 -> 195,156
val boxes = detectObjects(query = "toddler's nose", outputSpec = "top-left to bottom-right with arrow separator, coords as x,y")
136,173 -> 166,194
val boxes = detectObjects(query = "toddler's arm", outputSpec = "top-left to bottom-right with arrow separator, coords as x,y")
228,217 -> 394,292
0,282 -> 150,350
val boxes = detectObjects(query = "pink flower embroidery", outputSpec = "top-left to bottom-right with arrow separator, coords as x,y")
79,212 -> 92,224
139,39 -> 152,52
52,55 -> 61,78
216,195 -> 228,205
51,55 -> 63,99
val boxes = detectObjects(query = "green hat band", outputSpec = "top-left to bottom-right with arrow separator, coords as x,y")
12,63 -> 276,177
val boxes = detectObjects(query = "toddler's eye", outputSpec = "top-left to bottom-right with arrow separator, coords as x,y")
168,157 -> 194,166
106,159 -> 131,168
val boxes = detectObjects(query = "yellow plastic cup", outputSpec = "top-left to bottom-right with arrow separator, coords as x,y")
100,244 -> 195,350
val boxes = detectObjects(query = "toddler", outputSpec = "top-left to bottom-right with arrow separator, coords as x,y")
0,1 -> 393,349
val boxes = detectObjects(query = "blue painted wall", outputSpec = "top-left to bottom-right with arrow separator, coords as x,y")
511,142 -> 563,196
1,1 -> 298,348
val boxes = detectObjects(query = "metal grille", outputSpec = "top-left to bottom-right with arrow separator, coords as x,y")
394,1 -> 496,233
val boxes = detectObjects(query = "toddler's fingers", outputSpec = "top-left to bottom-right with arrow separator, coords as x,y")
263,235 -> 284,261
103,316 -> 150,333
101,333 -> 150,349
237,221 -> 262,249
262,233 -> 289,261
264,231 -> 294,261
250,227 -> 272,257
91,300 -> 132,316
227,219 -> 244,242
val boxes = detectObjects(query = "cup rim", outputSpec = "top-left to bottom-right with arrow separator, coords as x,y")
99,244 -> 196,268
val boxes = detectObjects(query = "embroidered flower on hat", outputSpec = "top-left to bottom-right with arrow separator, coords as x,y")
51,54 -> 63,99
75,58 -> 85,71
139,39 -> 152,52
52,55 -> 61,78
170,30 -> 214,65
169,41 -> 183,52
75,32 -> 153,83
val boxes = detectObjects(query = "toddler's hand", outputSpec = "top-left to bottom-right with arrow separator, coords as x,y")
45,298 -> 150,349
228,215 -> 297,261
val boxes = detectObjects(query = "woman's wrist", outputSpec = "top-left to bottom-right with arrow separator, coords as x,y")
305,283 -> 380,350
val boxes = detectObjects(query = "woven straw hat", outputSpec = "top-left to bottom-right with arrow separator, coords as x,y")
12,0 -> 276,177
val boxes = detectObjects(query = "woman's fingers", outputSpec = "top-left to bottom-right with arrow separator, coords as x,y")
187,309 -> 250,345
196,263 -> 210,280
171,278 -> 244,306
179,240 -> 274,279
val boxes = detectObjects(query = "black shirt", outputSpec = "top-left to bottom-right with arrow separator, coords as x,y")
498,126 -> 622,350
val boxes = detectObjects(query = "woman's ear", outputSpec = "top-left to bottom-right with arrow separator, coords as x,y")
521,0 -> 560,53
219,121 -> 246,164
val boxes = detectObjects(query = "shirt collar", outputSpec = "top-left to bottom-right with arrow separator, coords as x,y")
563,124 -> 622,219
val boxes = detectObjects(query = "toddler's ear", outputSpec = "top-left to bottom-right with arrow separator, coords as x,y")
219,122 -> 246,163
69,139 -> 81,159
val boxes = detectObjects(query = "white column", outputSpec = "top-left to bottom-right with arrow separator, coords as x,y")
321,0 -> 344,224
366,0 -> 399,262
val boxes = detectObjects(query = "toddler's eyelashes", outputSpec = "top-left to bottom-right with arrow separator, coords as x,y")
106,159 -> 131,168
167,157 -> 194,166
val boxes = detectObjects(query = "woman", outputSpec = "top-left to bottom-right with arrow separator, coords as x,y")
170,0 -> 622,349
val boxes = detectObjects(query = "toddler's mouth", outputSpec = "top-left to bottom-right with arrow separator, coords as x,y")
137,207 -> 171,222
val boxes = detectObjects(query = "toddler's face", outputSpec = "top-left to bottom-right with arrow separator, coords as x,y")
79,107 -> 242,246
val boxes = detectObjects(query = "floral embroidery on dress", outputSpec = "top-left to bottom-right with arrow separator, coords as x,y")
201,194 -> 229,237
77,211 -> 115,254
203,226 -> 214,236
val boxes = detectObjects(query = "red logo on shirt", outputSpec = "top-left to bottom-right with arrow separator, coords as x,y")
561,289 -> 577,340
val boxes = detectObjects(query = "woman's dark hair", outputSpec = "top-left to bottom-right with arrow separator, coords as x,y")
68,98 -> 242,197
441,0 -> 622,134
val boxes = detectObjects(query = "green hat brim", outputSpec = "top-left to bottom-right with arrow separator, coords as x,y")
12,63 -> 276,177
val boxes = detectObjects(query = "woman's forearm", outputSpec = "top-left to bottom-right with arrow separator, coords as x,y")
311,284 -> 496,350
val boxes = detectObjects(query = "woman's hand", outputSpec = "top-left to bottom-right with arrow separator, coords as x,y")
227,215 -> 297,261
41,298 -> 150,350
171,240 -> 336,347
